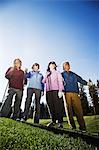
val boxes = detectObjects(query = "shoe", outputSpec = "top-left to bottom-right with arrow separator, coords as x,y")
10,116 -> 16,120
70,124 -> 76,130
81,130 -> 86,133
16,118 -> 20,121
79,126 -> 86,132
20,118 -> 26,122
20,116 -> 27,122
58,123 -> 63,128
10,114 -> 16,120
79,128 -> 86,133
71,127 -> 76,130
47,122 -> 55,127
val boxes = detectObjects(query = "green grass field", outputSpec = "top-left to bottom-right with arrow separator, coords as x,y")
0,116 -> 99,150
27,115 -> 99,133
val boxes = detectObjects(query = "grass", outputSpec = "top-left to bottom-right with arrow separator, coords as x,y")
0,117 -> 97,150
27,115 -> 99,133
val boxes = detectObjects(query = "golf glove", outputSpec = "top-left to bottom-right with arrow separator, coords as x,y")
41,91 -> 44,96
58,91 -> 63,99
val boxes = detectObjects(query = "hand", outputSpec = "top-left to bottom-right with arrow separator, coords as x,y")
41,91 -> 44,96
24,68 -> 28,73
87,81 -> 93,87
46,71 -> 51,78
58,91 -> 63,99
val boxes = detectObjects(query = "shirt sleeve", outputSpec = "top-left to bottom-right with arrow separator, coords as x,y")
25,72 -> 31,78
57,72 -> 64,91
42,76 -> 47,83
5,67 -> 13,79
24,73 -> 28,85
61,72 -> 66,86
41,75 -> 44,91
76,74 -> 87,85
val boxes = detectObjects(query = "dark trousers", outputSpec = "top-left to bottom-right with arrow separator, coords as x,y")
0,88 -> 23,119
46,91 -> 64,123
23,88 -> 41,123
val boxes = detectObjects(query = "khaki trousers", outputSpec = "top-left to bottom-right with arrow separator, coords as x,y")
65,92 -> 86,130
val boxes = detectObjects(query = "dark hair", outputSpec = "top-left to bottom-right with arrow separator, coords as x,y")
14,58 -> 22,65
47,61 -> 57,72
32,63 -> 40,69
65,62 -> 70,66
63,61 -> 70,70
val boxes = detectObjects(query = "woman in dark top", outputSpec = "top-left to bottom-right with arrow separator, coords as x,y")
0,58 -> 25,120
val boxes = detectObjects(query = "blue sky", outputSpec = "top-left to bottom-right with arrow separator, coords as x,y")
0,0 -> 99,109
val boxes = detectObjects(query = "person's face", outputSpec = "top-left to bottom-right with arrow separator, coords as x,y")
14,60 -> 22,69
63,63 -> 70,71
33,65 -> 39,71
49,64 -> 56,71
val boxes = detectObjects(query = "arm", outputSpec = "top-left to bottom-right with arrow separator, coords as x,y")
24,74 -> 28,85
57,72 -> 64,92
76,74 -> 87,85
42,72 -> 50,83
5,67 -> 14,79
41,76 -> 44,92
42,77 -> 46,84
61,72 -> 66,86
25,72 -> 31,78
